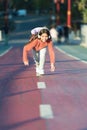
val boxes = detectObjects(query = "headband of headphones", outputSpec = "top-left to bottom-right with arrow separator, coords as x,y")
38,28 -> 51,39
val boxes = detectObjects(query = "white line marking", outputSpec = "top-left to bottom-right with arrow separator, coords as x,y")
37,82 -> 46,89
0,46 -> 12,56
40,104 -> 54,119
56,46 -> 87,64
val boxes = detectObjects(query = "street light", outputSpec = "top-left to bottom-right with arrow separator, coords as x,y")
53,0 -> 71,27
67,0 -> 71,28
53,0 -> 61,25
61,0 -> 64,3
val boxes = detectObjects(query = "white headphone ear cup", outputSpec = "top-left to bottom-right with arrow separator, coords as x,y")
38,34 -> 41,38
49,35 -> 50,39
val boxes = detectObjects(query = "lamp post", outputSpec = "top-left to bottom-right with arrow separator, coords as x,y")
67,0 -> 71,28
53,0 -> 61,25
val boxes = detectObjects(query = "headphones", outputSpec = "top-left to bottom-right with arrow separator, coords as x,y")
38,33 -> 51,39
48,35 -> 51,39
38,34 -> 41,38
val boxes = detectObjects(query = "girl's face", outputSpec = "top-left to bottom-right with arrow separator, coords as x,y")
40,33 -> 49,42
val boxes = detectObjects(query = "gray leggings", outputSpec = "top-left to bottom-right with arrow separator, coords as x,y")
33,47 -> 47,71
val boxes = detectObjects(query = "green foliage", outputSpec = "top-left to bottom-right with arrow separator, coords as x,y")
9,0 -> 35,11
8,0 -> 51,11
75,0 -> 87,23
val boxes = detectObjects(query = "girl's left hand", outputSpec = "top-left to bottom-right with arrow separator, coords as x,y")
50,64 -> 55,71
23,61 -> 29,66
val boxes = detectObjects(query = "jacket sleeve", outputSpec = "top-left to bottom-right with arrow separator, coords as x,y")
23,39 -> 37,62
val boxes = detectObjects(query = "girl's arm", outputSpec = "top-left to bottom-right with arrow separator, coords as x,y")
48,41 -> 55,71
23,39 -> 37,66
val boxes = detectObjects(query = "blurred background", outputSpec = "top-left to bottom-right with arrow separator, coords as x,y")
0,0 -> 87,46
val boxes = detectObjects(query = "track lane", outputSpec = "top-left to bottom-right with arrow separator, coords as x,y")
0,46 -> 87,130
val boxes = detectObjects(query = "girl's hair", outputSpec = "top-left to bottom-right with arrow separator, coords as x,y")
38,28 -> 52,40
27,28 -> 51,45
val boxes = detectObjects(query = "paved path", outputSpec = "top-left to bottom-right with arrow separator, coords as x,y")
0,45 -> 87,130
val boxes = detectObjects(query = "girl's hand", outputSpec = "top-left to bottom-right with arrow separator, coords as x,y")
23,61 -> 29,66
50,64 -> 55,71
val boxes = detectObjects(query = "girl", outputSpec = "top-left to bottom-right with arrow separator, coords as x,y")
23,28 -> 55,76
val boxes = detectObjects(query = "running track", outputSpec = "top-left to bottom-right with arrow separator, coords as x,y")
0,45 -> 87,130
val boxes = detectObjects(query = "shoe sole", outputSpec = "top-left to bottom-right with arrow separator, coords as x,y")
36,73 -> 44,76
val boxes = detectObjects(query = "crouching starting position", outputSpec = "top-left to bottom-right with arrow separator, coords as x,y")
23,27 -> 55,76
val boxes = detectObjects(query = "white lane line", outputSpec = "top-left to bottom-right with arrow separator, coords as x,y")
39,104 -> 54,119
37,82 -> 46,89
0,46 -> 12,56
56,46 -> 87,64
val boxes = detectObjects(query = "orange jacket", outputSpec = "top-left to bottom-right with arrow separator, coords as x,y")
23,39 -> 55,64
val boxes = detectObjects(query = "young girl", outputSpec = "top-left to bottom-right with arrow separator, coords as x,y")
23,28 -> 55,76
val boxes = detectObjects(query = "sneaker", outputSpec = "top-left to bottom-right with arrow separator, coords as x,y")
36,68 -> 44,76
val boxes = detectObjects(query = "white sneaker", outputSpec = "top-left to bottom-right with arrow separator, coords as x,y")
36,67 -> 44,76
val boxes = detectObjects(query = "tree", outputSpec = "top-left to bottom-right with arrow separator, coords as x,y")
76,0 -> 87,47
75,0 -> 87,23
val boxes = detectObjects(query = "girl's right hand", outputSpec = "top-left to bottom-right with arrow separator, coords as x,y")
50,64 -> 55,71
23,61 -> 29,66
